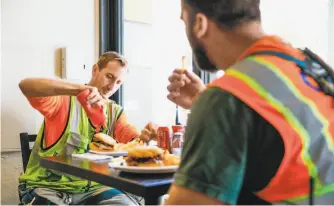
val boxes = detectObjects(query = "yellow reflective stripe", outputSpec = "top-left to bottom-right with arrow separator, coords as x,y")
250,57 -> 334,157
226,69 -> 320,187
286,183 -> 334,203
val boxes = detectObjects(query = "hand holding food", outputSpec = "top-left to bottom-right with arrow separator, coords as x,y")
138,122 -> 159,142
167,69 -> 205,109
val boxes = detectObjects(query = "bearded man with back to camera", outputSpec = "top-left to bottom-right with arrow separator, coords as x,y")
166,0 -> 334,204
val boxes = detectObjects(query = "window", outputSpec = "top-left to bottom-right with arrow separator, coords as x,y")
123,0 -> 191,129
101,0 -> 334,129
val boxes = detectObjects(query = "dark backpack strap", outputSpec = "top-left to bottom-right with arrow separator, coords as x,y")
248,50 -> 308,70
247,50 -> 334,96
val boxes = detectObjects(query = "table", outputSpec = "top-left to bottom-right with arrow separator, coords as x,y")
40,156 -> 174,205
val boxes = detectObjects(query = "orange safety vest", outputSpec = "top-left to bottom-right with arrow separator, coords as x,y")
209,50 -> 334,204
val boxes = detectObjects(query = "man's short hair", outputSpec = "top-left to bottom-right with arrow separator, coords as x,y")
97,51 -> 128,70
185,0 -> 261,29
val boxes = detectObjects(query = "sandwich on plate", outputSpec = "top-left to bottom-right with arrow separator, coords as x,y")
125,146 -> 164,167
89,133 -> 117,152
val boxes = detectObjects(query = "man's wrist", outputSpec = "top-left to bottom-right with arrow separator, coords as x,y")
191,87 -> 206,107
75,84 -> 91,95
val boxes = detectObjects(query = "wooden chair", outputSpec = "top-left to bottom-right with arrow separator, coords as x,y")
19,133 -> 37,172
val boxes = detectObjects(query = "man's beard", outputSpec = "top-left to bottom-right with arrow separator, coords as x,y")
192,46 -> 218,72
187,25 -> 218,72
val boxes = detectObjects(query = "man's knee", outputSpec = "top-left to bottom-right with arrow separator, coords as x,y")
20,189 -> 53,205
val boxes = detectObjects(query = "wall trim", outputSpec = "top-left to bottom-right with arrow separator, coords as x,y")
1,149 -> 22,154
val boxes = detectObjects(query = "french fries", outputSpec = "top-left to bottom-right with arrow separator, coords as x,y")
181,56 -> 186,73
113,139 -> 145,152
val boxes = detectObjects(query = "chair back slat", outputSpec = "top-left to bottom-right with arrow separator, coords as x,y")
19,133 -> 37,172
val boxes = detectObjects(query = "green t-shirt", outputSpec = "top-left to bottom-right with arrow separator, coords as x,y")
174,87 -> 284,205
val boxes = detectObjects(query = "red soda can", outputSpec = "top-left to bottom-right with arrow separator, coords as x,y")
157,127 -> 172,153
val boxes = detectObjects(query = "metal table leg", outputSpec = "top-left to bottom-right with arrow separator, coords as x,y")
144,196 -> 160,205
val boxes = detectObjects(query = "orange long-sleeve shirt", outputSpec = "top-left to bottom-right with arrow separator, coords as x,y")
28,96 -> 139,147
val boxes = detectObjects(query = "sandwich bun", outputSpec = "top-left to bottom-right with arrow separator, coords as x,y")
89,142 -> 114,152
125,146 -> 163,167
93,133 -> 117,146
135,162 -> 163,167
127,146 -> 163,158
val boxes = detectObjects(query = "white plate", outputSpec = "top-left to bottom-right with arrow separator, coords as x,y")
108,162 -> 178,174
72,153 -> 113,161
89,150 -> 128,156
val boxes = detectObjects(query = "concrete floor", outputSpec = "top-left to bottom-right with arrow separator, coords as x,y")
1,152 -> 23,205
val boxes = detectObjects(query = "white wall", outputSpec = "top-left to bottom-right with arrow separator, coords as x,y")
210,0 -> 333,81
124,0 -> 153,24
1,0 -> 98,150
329,0 -> 334,66
1,1 -> 98,204
261,0 -> 331,62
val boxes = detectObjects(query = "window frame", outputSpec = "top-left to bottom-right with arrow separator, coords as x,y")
99,0 -> 124,106
193,61 -> 212,84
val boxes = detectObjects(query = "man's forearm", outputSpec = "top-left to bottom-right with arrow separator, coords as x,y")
19,78 -> 88,97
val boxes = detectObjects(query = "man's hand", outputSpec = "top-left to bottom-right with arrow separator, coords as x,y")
86,87 -> 108,107
167,69 -> 206,109
138,122 -> 158,142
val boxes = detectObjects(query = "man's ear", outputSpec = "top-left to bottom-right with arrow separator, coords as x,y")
92,64 -> 99,77
193,13 -> 209,39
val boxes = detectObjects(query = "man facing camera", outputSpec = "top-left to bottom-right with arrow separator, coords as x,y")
18,51 -> 156,205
